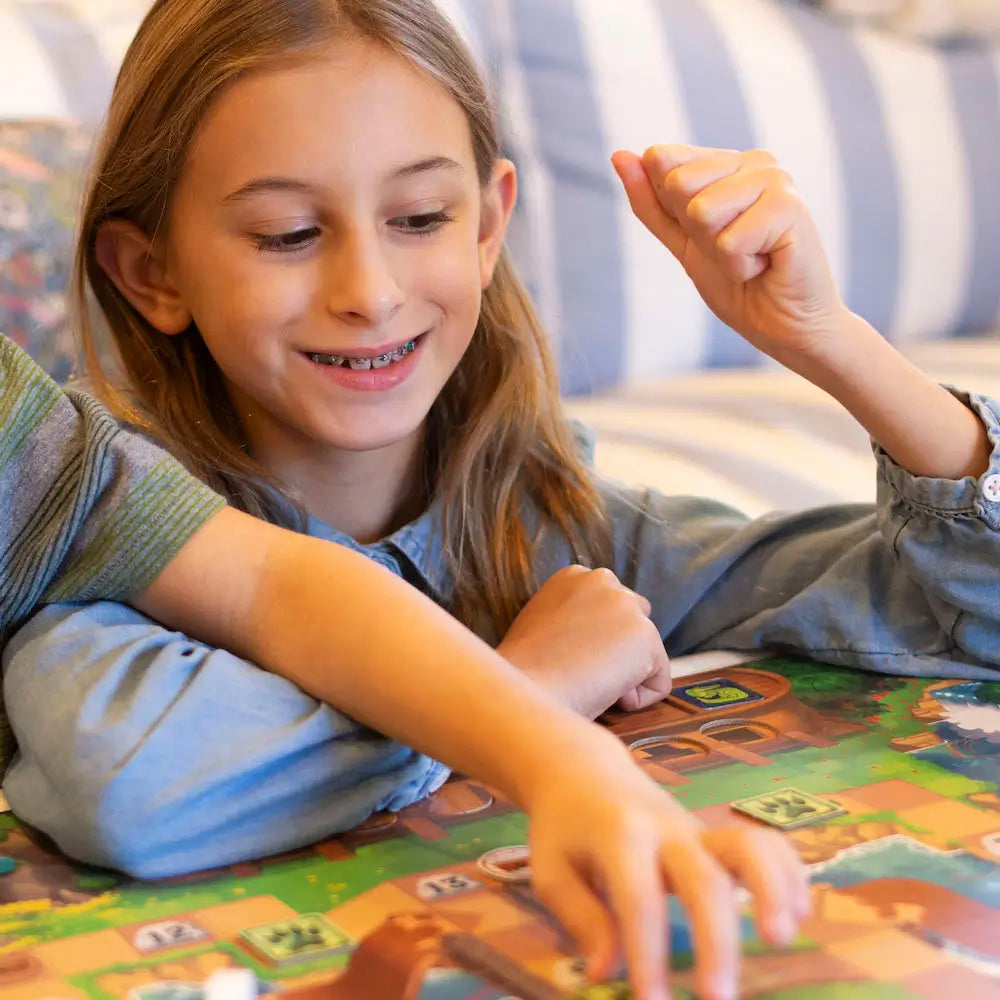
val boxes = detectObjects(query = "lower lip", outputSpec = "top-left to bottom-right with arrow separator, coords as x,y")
302,336 -> 425,393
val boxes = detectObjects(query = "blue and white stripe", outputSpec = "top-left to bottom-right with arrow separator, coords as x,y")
0,1 -> 143,124
3,0 -> 998,396
488,0 -> 1000,393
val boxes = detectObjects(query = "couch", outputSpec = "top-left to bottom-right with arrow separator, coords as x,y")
2,0 -> 999,516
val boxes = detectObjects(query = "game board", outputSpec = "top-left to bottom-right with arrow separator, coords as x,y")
2,657 -> 999,1000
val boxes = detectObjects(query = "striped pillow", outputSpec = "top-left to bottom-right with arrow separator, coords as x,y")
0,0 -> 482,124
815,1 -> 1000,41
0,1 -> 150,124
4,0 -> 998,397
465,0 -> 1000,394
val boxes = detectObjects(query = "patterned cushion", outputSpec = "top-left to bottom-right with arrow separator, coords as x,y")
467,0 -> 1000,393
0,121 -> 92,382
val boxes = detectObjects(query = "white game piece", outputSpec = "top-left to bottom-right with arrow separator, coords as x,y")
204,968 -> 257,1000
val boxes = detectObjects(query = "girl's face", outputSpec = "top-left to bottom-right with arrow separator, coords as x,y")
117,39 -> 514,457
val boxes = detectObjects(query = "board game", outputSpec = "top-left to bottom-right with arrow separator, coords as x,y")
2,657 -> 999,1000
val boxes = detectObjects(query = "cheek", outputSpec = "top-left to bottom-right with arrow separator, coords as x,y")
420,239 -> 485,334
176,244 -> 314,353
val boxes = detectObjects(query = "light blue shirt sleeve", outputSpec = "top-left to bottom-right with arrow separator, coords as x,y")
584,389 -> 1000,681
2,601 -> 449,878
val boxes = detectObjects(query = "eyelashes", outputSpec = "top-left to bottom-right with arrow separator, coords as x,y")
253,228 -> 321,253
251,212 -> 456,255
392,210 -> 455,236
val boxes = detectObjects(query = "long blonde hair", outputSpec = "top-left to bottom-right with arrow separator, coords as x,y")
75,0 -> 611,637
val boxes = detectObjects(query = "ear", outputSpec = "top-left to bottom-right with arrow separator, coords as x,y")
94,220 -> 193,335
478,158 -> 517,289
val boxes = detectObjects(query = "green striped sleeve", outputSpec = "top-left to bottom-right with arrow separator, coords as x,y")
0,336 -> 220,769
0,334 -> 62,474
42,394 -> 226,606
0,335 -> 225,623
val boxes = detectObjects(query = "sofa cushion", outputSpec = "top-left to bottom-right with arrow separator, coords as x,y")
565,336 -> 1000,514
813,0 -> 1000,41
0,1 -> 153,125
3,0 -> 998,396
0,120 -> 92,382
481,0 -> 1000,393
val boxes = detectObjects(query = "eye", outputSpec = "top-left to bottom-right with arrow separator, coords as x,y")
391,211 -> 454,237
252,227 -> 321,253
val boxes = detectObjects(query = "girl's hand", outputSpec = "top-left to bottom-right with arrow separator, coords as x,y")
612,145 -> 848,369
526,739 -> 812,1000
497,565 -> 672,718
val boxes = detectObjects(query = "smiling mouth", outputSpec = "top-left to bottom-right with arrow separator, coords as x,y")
305,333 -> 425,371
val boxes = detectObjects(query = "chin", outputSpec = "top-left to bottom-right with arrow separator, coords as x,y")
321,418 -> 426,455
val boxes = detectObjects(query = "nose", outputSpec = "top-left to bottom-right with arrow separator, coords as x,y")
326,229 -> 405,328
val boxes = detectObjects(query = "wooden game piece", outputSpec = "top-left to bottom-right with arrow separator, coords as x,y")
204,968 -> 257,1000
441,932 -> 562,1000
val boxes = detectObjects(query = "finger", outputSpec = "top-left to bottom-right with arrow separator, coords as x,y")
647,147 -> 773,193
625,680 -> 673,712
685,169 -> 781,241
641,143 -> 738,177
642,147 -> 776,220
618,621 -> 671,712
533,859 -> 620,982
618,687 -> 645,713
703,827 -> 803,947
789,845 -> 813,919
647,152 -> 745,225
664,840 -> 740,1000
716,187 -> 801,282
606,845 -> 671,1000
612,150 -> 688,261
635,639 -> 674,709
762,832 -> 813,922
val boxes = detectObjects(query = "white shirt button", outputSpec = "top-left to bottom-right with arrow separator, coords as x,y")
983,474 -> 1000,503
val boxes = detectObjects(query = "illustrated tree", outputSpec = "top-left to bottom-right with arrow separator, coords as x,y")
769,659 -> 910,723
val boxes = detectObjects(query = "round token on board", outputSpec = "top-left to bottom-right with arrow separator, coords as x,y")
477,845 -> 532,883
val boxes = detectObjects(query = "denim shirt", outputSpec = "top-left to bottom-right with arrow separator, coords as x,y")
5,390 -> 1000,878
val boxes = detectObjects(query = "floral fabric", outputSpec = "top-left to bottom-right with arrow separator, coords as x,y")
0,121 -> 93,383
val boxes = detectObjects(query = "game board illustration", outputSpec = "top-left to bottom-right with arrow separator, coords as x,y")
1,658 -> 998,1000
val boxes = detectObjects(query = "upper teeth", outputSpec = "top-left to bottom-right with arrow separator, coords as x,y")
311,340 -> 416,369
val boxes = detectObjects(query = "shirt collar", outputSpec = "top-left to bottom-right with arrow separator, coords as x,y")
305,499 -> 452,605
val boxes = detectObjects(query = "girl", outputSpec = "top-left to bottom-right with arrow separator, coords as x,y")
0,340 -> 774,1000
5,0 -> 1000,995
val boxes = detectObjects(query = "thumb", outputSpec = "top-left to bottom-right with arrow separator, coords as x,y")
611,150 -> 688,261
618,645 -> 673,712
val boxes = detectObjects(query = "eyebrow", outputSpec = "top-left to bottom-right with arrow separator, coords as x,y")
391,156 -> 464,180
222,157 -> 464,203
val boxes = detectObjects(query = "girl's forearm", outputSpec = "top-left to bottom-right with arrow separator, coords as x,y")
136,508 -> 626,810
792,311 -> 992,482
